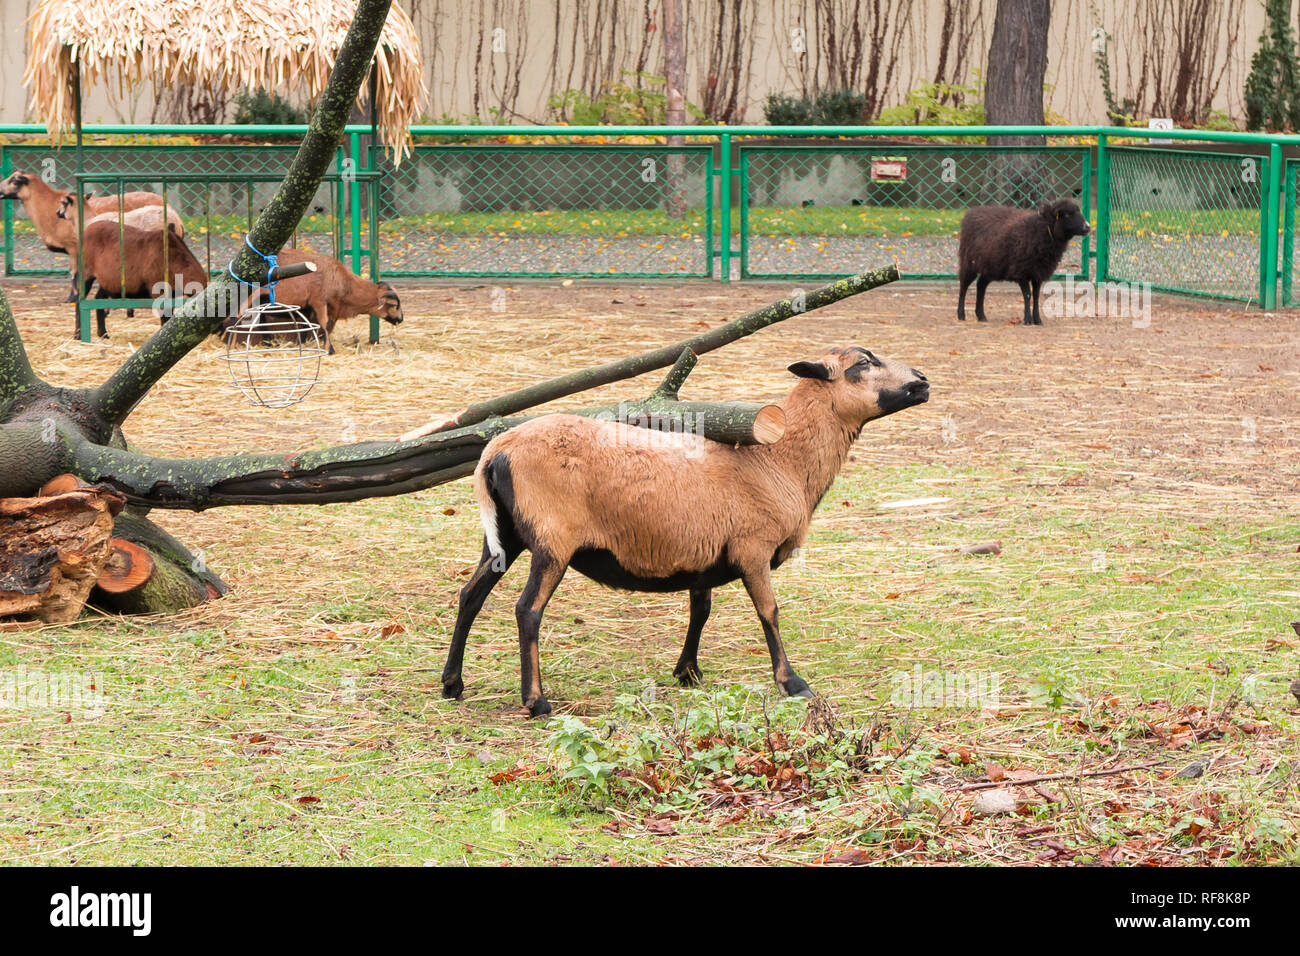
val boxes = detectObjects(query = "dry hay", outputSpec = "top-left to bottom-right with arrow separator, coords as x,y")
25,0 -> 426,157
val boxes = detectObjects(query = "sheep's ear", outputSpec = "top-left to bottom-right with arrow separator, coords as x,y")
788,360 -> 833,381
1038,201 -> 1055,219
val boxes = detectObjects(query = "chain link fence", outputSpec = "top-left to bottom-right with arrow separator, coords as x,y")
2,144 -> 345,277
376,144 -> 713,278
0,129 -> 1292,309
739,144 -> 1091,281
1283,159 -> 1300,308
1107,146 -> 1263,301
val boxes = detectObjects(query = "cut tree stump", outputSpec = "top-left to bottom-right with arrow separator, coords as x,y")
0,479 -> 125,623
96,539 -> 155,594
89,510 -> 227,615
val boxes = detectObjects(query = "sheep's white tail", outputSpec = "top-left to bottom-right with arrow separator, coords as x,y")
474,459 -> 505,561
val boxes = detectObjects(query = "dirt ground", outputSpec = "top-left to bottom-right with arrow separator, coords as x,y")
6,274 -> 1296,494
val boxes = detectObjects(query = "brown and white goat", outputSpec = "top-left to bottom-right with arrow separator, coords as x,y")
81,220 -> 208,338
442,346 -> 931,717
235,250 -> 403,354
0,170 -> 169,299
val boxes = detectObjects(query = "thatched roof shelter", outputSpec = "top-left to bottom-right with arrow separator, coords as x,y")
24,0 -> 426,154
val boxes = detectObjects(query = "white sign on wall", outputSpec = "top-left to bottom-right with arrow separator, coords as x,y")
1148,117 -> 1174,145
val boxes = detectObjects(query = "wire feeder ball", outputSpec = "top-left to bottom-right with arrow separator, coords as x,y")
220,301 -> 327,409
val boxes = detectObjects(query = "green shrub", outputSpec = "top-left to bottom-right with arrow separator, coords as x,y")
233,88 -> 308,126
548,72 -> 705,125
762,89 -> 868,126
875,79 -> 984,127
1245,0 -> 1300,131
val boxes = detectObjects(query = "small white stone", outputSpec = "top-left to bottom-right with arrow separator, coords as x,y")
972,789 -> 1018,815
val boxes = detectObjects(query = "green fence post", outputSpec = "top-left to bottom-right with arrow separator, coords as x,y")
719,133 -> 731,283
1284,159 -> 1295,307
2,147 -> 12,277
1261,142 -> 1281,310
1095,133 -> 1110,284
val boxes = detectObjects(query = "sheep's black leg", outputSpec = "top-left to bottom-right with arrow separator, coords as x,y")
1030,278 -> 1044,325
1017,280 -> 1033,325
672,589 -> 711,687
70,276 -> 94,336
441,537 -> 522,700
739,564 -> 811,699
515,549 -> 568,718
66,272 -> 83,304
93,288 -> 111,339
957,271 -> 972,321
974,277 -> 990,322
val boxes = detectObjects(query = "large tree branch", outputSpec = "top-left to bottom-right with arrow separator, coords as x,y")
401,264 -> 901,436
63,392 -> 782,509
0,422 -> 72,497
0,289 -> 40,407
90,0 -> 395,427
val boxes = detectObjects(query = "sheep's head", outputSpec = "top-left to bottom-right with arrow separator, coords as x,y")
1040,199 -> 1090,241
788,346 -> 929,425
376,282 -> 403,325
0,172 -> 34,200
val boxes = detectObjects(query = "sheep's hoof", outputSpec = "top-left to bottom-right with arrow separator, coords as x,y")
674,664 -> 703,687
782,676 -> 814,699
526,696 -> 552,719
441,675 -> 464,700
976,315 -> 987,323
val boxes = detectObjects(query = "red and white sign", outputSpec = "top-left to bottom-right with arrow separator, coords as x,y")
870,159 -> 908,182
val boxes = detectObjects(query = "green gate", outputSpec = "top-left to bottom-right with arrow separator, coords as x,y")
1105,146 -> 1265,302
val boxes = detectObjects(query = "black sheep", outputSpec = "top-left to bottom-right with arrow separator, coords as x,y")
956,199 -> 1091,325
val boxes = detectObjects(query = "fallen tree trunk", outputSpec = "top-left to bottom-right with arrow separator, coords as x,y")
398,265 -> 901,440
62,351 -> 786,508
90,510 -> 227,615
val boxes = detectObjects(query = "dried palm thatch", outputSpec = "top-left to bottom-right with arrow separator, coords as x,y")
24,0 -> 426,157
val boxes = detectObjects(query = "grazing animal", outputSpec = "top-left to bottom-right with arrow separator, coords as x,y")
442,346 -> 931,718
0,171 -> 170,301
57,192 -> 185,237
957,199 -> 1090,325
81,220 -> 207,338
235,250 -> 402,354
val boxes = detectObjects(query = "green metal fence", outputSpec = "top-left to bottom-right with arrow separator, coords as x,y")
2,123 -> 1298,318
381,144 -> 714,278
1,144 -> 346,277
1107,146 -> 1265,302
738,143 -> 1090,280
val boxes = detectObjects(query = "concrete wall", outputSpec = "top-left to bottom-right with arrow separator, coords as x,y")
0,0 -> 1274,128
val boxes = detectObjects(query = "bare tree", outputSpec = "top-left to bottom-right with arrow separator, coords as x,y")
691,0 -> 756,123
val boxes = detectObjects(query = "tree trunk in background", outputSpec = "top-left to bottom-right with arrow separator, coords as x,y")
985,0 -> 1050,141
664,0 -> 688,220
984,0 -> 1052,205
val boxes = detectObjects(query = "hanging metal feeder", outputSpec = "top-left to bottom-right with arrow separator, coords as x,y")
221,300 -> 327,409
219,248 -> 323,409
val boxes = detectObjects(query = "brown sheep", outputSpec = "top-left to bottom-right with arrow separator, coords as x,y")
57,192 -> 185,238
0,170 -> 170,300
81,221 -> 208,338
442,346 -> 931,718
235,250 -> 402,354
957,199 -> 1091,325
